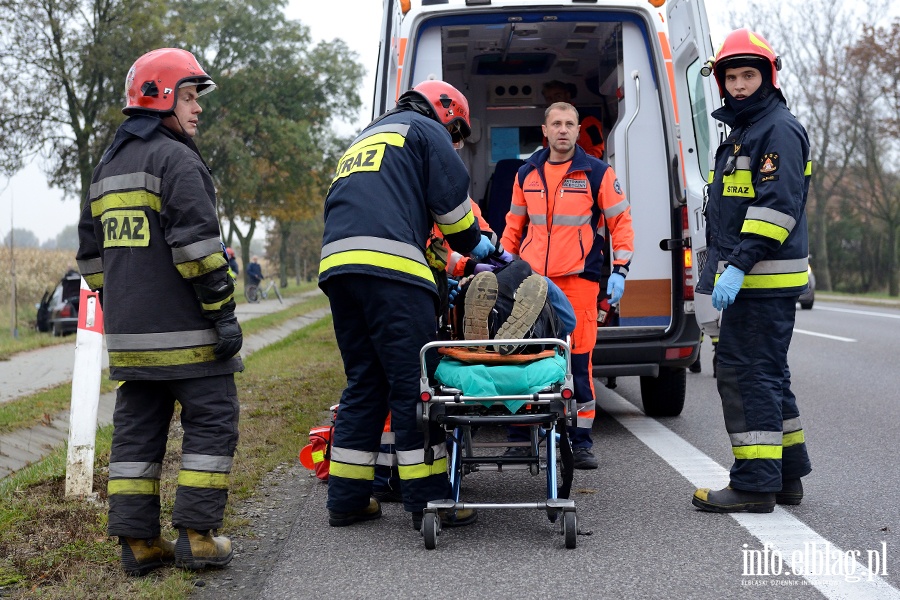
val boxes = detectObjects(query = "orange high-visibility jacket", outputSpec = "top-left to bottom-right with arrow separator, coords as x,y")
500,145 -> 633,281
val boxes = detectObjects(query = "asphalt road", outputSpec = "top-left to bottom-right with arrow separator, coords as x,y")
191,298 -> 900,600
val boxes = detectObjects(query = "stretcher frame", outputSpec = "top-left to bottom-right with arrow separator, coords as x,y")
417,337 -> 578,549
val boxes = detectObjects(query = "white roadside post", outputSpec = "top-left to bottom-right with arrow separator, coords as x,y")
65,277 -> 104,498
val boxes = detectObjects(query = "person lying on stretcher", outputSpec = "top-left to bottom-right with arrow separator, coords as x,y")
451,258 -> 575,355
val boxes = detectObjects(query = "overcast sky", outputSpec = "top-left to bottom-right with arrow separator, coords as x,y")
2,0 -> 730,244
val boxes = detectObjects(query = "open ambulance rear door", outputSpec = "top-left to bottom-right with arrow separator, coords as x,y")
667,0 -> 724,336
374,0 -> 403,119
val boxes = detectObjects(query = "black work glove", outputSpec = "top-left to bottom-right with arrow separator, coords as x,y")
213,314 -> 243,360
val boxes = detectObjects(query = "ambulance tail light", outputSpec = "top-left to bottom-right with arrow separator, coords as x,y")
665,346 -> 695,360
682,205 -> 694,301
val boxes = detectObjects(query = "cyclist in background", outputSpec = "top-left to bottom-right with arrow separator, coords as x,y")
247,256 -> 264,286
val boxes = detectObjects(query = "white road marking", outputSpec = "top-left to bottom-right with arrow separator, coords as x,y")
793,328 -> 856,342
597,387 -> 900,599
815,306 -> 900,319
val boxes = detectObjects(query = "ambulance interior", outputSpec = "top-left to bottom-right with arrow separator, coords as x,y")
404,10 -> 680,332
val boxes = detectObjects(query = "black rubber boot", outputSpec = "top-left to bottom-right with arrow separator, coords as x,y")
328,497 -> 382,527
120,535 -> 176,577
692,486 -> 775,513
776,478 -> 803,505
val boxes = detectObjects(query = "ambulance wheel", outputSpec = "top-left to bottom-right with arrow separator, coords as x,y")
640,367 -> 686,417
423,513 -> 440,550
563,511 -> 577,549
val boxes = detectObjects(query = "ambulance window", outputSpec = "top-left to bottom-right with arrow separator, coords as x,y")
490,126 -> 543,163
686,58 -> 710,177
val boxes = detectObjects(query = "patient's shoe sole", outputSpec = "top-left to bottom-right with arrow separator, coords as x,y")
495,274 -> 547,354
464,271 -> 498,347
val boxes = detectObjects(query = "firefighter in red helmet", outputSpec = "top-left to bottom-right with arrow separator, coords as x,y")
320,79 -> 493,531
77,48 -> 241,575
691,29 -> 812,513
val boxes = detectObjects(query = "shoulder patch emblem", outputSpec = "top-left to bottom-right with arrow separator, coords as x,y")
760,153 -> 779,174
614,178 -> 622,195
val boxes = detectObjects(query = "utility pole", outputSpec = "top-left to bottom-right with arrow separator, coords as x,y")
8,191 -> 17,339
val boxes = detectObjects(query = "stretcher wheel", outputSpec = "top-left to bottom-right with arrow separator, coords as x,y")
423,512 -> 440,550
562,511 -> 577,549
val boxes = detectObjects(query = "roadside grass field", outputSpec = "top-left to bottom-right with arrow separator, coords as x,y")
0,315 -> 343,598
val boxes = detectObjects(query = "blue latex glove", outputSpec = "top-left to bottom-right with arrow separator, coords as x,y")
607,273 -> 625,306
468,235 -> 494,260
447,277 -> 460,309
712,265 -> 745,310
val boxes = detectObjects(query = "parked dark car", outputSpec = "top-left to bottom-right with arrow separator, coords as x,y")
799,265 -> 815,310
36,270 -> 82,336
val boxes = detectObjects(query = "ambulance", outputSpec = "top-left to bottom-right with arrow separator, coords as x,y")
374,0 -> 721,416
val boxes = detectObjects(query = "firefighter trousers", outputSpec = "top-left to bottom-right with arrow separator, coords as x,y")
325,274 -> 449,514
716,296 -> 812,492
107,375 -> 239,538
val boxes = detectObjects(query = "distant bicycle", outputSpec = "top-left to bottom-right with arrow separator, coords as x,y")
244,278 -> 283,304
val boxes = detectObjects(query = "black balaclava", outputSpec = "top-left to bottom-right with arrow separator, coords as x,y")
719,57 -> 774,114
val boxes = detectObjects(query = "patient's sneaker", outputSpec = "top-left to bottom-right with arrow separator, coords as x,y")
494,274 -> 548,355
464,271 -> 498,348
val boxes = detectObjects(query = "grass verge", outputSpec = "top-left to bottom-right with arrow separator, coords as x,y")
0,314 -> 342,598
0,375 -> 117,435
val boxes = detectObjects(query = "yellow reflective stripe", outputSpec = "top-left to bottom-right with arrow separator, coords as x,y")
742,271 -> 809,289
783,430 -> 805,447
108,478 -> 160,495
804,161 -> 812,176
84,273 -> 104,289
708,170 -> 715,184
329,462 -> 375,480
398,457 -> 448,480
319,250 -> 435,284
732,445 -> 783,460
178,470 -> 229,489
741,220 -> 789,243
311,450 -> 325,464
342,132 -> 406,161
201,292 -> 234,312
436,209 -> 476,235
109,345 -> 217,367
176,254 -> 228,279
91,190 -> 161,217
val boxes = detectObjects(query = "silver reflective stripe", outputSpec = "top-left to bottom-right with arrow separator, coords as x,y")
109,461 -> 162,479
729,430 -> 784,447
376,452 -> 397,467
330,446 -> 377,466
172,238 -> 224,263
605,198 -> 630,218
745,207 -> 796,232
349,123 -> 410,146
106,329 -> 218,351
432,197 -> 472,226
89,172 -> 162,200
77,257 -> 103,274
717,257 -> 808,275
736,156 -> 752,169
614,249 -> 634,263
783,417 -> 802,433
509,204 -> 527,216
596,224 -> 608,238
396,443 -> 448,466
529,214 -> 547,225
320,236 -> 427,266
381,432 -> 395,445
552,214 -> 592,226
182,454 -> 233,472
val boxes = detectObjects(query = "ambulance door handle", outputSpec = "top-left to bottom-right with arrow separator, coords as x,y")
623,70 -> 641,200
659,238 -> 687,251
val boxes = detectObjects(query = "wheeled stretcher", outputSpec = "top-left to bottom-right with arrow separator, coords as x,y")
417,337 -> 578,549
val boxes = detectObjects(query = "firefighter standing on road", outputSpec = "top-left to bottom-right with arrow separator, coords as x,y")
77,48 -> 242,576
500,101 -> 635,470
692,29 -> 812,513
319,80 -> 492,530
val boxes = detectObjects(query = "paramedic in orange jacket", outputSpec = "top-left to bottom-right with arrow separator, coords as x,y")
442,201 -> 501,278
501,102 -> 634,470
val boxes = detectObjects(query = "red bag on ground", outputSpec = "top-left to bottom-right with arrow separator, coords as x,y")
299,425 -> 332,481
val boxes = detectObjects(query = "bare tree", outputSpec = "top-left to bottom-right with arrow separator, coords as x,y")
727,0 -> 887,291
